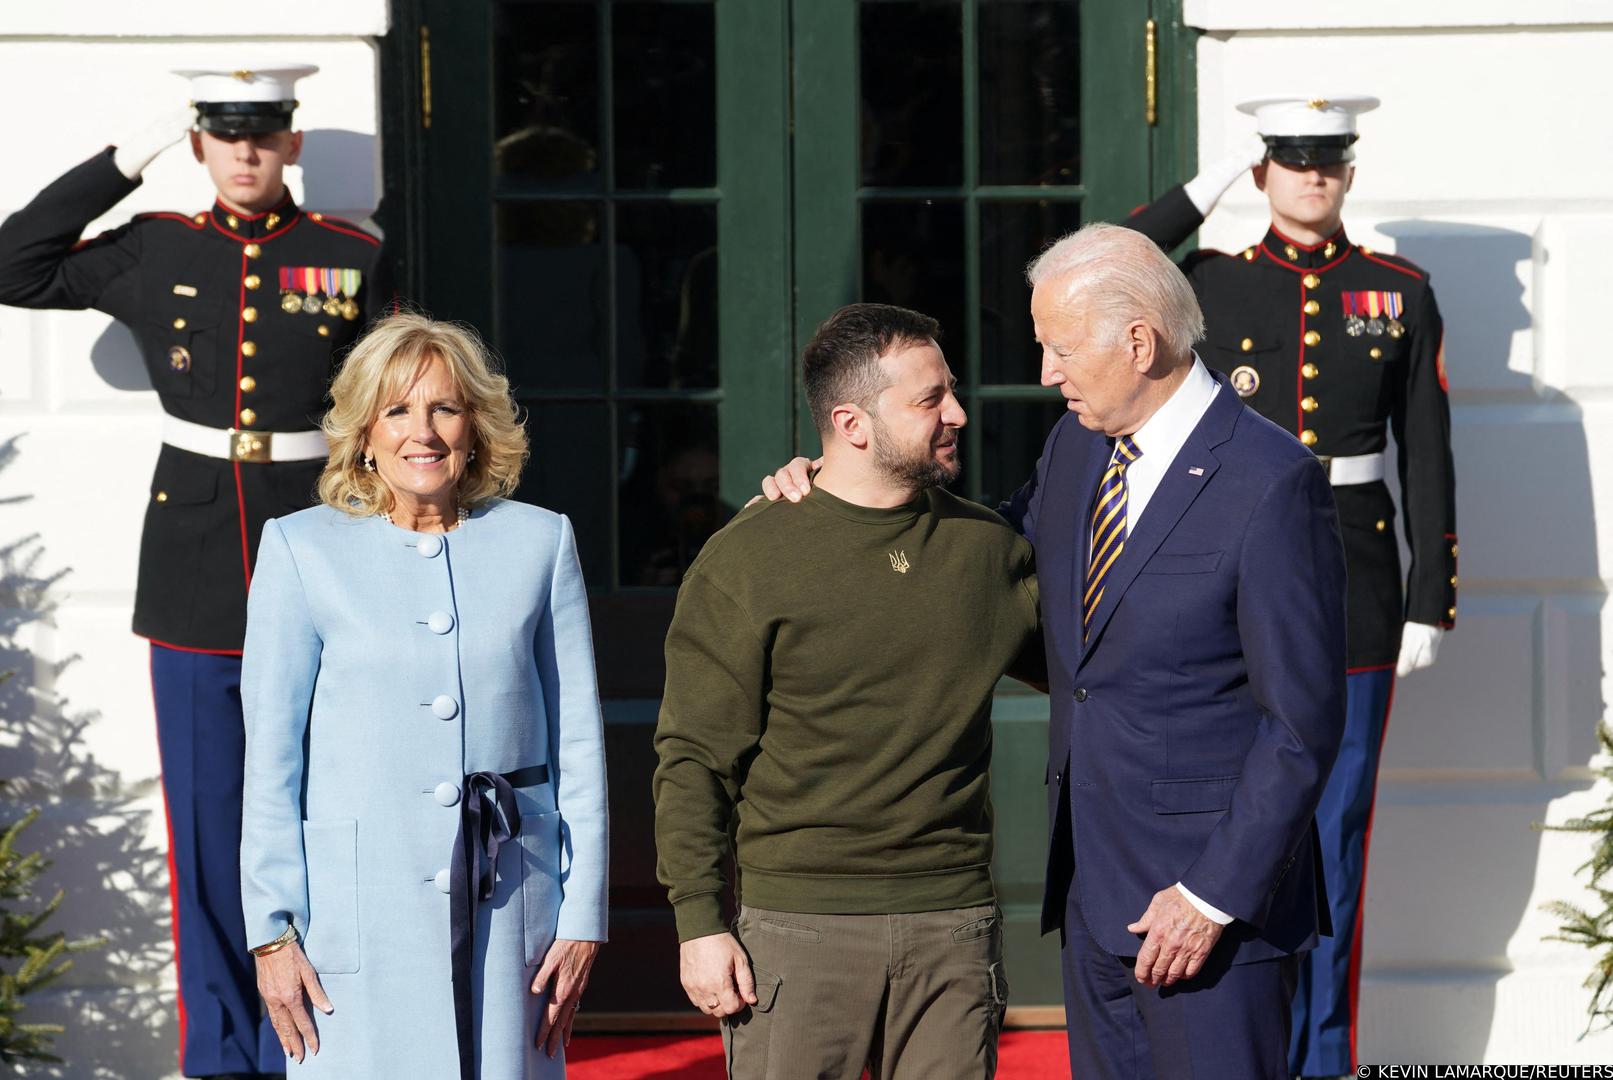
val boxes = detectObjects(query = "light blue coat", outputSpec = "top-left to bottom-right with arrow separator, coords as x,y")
239,499 -> 608,1078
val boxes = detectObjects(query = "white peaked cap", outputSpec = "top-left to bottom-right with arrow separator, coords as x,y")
1236,94 -> 1380,138
172,65 -> 320,104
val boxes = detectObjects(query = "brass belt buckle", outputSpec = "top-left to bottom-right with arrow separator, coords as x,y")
231,429 -> 273,463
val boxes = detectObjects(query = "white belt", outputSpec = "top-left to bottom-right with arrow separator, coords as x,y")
1316,451 -> 1385,486
162,415 -> 329,464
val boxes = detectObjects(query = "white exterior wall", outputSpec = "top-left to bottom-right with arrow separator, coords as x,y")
1187,2 -> 1613,1065
0,4 -> 384,1077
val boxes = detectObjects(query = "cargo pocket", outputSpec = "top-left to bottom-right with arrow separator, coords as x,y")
519,809 -> 562,966
300,819 -> 359,973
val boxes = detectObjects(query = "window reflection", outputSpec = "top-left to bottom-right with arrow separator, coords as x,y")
618,403 -> 730,587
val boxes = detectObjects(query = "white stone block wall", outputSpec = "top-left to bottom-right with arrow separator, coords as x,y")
1188,2 -> 1613,1065
0,6 -> 383,1077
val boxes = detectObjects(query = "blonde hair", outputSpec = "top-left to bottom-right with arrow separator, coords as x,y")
318,312 -> 529,516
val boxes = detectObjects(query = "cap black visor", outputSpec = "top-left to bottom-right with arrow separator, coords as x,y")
196,100 -> 295,136
1263,134 -> 1358,167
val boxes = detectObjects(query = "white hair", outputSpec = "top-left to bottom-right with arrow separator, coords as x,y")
1026,223 -> 1205,361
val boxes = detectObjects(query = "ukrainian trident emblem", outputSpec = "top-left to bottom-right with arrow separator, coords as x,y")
889,550 -> 910,574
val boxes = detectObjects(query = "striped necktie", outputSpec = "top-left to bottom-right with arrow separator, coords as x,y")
1084,435 -> 1142,637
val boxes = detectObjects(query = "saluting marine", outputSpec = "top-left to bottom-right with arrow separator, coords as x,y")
0,65 -> 390,1080
1125,95 -> 1457,1080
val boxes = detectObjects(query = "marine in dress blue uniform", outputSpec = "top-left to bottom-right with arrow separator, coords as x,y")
0,66 -> 391,1079
1125,95 -> 1457,1079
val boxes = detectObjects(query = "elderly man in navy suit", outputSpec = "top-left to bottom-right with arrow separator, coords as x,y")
1001,223 -> 1347,1078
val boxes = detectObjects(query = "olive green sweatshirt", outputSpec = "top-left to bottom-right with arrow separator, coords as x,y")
652,484 -> 1040,942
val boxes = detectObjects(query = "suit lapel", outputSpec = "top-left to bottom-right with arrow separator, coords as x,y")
1078,380 -> 1242,664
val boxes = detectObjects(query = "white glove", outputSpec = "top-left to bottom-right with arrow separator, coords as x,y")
1181,133 -> 1270,217
113,107 -> 197,181
1396,621 -> 1445,677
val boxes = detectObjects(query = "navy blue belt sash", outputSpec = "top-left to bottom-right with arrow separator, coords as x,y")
449,763 -> 549,1080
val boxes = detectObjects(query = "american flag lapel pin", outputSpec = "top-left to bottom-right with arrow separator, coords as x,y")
1188,466 -> 1204,476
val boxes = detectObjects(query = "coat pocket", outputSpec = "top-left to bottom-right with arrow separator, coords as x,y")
1139,552 -> 1222,575
519,809 -> 563,967
1150,775 -> 1240,814
300,819 -> 360,973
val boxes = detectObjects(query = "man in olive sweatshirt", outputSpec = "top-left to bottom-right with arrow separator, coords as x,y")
652,303 -> 1041,1079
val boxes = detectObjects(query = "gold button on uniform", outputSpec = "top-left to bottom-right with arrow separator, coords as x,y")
239,376 -> 257,392
172,317 -> 187,330
1301,396 -> 1319,412
317,325 -> 331,337
1370,347 -> 1383,360
244,274 -> 261,290
1303,330 -> 1321,346
1300,430 -> 1318,447
1359,245 -> 1374,255
244,243 -> 261,259
1242,247 -> 1256,261
239,408 -> 257,427
1375,520 -> 1387,532
1450,576 -> 1459,587
192,213 -> 206,225
1304,300 -> 1321,315
1447,606 -> 1457,619
1451,543 -> 1460,556
1303,273 -> 1321,289
155,491 -> 168,503
1302,363 -> 1319,379
1240,337 -> 1254,352
242,306 -> 258,323
241,341 -> 257,357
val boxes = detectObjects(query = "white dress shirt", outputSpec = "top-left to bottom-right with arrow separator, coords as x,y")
1107,354 -> 1235,926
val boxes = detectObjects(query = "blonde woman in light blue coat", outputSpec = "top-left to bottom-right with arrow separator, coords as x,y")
239,313 -> 608,1078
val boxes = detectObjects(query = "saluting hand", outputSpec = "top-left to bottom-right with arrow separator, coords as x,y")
255,941 -> 332,1063
112,107 -> 198,181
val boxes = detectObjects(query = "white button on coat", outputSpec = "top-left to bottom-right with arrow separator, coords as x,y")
427,611 -> 455,634
434,868 -> 452,893
416,535 -> 443,558
433,781 -> 461,807
431,694 -> 458,720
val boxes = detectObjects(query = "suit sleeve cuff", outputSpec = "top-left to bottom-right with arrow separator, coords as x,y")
1175,882 -> 1235,925
672,892 -> 729,943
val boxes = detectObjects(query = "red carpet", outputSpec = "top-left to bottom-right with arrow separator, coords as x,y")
568,1032 -> 1071,1079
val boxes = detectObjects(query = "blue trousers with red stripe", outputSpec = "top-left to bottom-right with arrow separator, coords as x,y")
1288,666 -> 1396,1077
150,644 -> 281,1077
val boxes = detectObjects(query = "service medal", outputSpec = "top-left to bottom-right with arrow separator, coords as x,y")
323,296 -> 342,317
303,294 -> 324,315
340,298 -> 360,321
1364,291 -> 1384,336
1383,292 -> 1405,339
1230,365 -> 1260,398
1341,292 -> 1365,336
281,291 -> 303,314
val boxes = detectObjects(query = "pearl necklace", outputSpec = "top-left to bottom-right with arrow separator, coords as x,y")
383,506 -> 470,531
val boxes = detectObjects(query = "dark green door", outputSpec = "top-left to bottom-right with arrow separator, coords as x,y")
393,0 -> 1194,1019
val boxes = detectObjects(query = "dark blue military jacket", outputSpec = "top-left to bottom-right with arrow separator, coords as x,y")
1128,186 -> 1457,668
0,148 -> 392,651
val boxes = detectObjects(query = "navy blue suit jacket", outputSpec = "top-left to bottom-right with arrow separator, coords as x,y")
1001,371 -> 1347,965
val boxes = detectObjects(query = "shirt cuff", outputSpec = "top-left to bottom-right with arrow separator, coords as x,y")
1175,882 -> 1234,926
